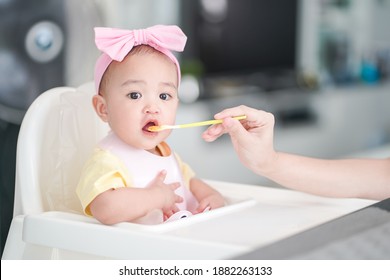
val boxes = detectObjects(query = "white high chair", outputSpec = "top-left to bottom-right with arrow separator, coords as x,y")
2,82 -> 375,260
1,82 -> 256,259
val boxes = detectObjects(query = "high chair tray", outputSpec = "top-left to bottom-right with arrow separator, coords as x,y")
4,181 -> 376,259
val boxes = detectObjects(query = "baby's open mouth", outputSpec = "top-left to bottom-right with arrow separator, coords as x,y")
142,121 -> 157,132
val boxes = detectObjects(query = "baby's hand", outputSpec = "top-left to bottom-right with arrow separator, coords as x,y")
147,170 -> 183,218
195,193 -> 226,214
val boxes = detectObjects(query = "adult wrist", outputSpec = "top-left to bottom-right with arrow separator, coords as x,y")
256,150 -> 280,178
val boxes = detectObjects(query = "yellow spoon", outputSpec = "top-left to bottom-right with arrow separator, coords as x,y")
148,115 -> 247,132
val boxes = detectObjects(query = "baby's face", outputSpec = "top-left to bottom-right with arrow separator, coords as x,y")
100,52 -> 179,153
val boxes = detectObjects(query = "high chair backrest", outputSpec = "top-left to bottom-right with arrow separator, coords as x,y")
14,82 -> 109,216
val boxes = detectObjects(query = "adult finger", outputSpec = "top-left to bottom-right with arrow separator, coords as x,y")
214,105 -> 259,121
201,123 -> 225,142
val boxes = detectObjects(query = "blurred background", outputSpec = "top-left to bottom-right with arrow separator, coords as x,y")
1,0 -> 390,255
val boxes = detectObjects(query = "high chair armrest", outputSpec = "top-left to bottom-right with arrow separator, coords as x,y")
22,211 -> 246,259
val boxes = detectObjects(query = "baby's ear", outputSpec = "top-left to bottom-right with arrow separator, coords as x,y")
92,94 -> 109,122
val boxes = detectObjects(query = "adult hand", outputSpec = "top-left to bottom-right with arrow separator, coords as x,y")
202,105 -> 277,175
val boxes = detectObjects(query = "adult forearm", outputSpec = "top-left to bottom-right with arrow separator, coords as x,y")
262,152 -> 390,200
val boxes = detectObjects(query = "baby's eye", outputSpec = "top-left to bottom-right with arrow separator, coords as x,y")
159,93 -> 171,101
127,92 -> 142,99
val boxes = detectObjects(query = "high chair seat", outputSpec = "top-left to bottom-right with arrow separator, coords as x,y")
2,82 -> 375,260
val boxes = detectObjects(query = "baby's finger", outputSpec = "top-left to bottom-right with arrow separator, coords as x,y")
156,170 -> 167,182
169,182 -> 181,190
175,194 -> 184,204
163,209 -> 174,218
171,205 -> 180,213
195,200 -> 210,214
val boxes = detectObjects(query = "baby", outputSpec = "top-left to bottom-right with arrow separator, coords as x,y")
76,25 -> 225,225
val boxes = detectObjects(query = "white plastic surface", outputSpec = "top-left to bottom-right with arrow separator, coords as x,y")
14,82 -> 109,216
3,180 -> 375,259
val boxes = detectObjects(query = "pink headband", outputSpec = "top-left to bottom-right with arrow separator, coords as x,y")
94,25 -> 187,94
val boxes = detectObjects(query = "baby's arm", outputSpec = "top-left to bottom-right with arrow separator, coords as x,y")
89,170 -> 183,225
190,178 -> 226,213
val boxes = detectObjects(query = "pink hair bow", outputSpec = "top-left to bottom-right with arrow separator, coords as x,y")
94,25 -> 187,93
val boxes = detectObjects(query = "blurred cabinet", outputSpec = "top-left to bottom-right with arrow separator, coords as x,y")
299,0 -> 390,86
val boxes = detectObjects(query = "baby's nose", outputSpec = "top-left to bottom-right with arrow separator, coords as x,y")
144,104 -> 160,114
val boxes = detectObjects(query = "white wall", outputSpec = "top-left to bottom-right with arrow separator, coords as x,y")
298,0 -> 390,81
64,0 -> 181,87
95,0 -> 180,28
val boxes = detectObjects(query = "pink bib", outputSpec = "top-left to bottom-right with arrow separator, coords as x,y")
98,132 -> 198,212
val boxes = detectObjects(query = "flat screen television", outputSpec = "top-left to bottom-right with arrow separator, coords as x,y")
180,0 -> 299,93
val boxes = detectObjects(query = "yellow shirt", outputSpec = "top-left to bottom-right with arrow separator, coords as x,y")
76,142 -> 195,216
